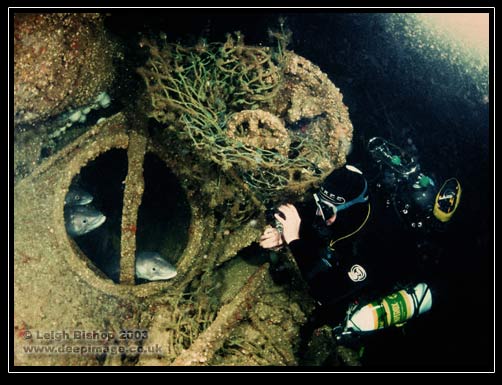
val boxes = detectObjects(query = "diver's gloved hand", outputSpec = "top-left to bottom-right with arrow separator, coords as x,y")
259,225 -> 284,250
274,204 -> 301,244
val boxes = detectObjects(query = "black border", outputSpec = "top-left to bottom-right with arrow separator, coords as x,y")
7,5 -> 495,374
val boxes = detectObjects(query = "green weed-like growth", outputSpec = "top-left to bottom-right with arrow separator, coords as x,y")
138,29 -> 324,211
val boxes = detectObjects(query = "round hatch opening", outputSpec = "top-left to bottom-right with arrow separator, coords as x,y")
66,149 -> 191,285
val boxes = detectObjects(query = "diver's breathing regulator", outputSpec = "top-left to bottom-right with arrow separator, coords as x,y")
333,282 -> 432,341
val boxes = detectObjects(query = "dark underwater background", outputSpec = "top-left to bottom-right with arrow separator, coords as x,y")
102,11 -> 493,371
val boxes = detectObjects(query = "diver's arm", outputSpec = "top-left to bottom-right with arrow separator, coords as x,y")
274,204 -> 301,244
275,203 -> 324,271
288,238 -> 322,272
259,225 -> 284,250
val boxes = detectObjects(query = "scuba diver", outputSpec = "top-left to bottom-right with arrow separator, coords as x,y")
259,137 -> 461,359
260,164 -> 392,323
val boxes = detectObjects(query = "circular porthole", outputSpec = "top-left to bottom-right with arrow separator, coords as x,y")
66,149 -> 192,285
57,121 -> 207,298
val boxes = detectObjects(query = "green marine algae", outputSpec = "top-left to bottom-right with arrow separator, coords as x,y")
137,27 -> 334,212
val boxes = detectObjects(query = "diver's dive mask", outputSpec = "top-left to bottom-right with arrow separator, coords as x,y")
313,179 -> 369,221
313,193 -> 337,221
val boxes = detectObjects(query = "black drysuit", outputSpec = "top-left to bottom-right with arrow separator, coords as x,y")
287,197 -> 424,325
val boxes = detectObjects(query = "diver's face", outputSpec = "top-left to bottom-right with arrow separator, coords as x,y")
315,206 -> 337,226
314,193 -> 337,226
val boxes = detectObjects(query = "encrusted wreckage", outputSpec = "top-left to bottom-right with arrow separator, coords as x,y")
13,23 -> 354,366
137,31 -> 353,208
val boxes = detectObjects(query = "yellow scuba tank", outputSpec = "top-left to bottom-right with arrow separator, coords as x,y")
345,283 -> 432,332
433,178 -> 462,223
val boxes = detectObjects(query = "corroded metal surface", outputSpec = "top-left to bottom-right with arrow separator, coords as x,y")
14,13 -> 118,125
13,114 -> 210,365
